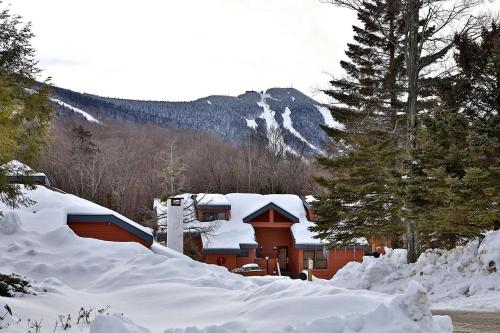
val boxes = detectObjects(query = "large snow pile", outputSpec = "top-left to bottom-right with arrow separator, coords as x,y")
0,187 -> 451,332
331,233 -> 500,311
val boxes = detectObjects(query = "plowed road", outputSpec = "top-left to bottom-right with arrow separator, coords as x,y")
432,310 -> 500,333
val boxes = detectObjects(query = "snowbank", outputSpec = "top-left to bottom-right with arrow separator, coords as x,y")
331,248 -> 407,290
0,211 -> 22,235
0,300 -> 17,330
0,188 -> 451,332
162,280 -> 451,333
90,314 -> 150,333
330,233 -> 500,311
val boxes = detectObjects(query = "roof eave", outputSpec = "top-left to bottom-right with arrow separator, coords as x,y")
67,214 -> 153,245
242,202 -> 299,224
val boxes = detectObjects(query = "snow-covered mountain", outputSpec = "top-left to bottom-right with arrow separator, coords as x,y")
50,86 -> 342,154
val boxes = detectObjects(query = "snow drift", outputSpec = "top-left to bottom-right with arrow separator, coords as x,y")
0,187 -> 451,332
330,233 -> 500,311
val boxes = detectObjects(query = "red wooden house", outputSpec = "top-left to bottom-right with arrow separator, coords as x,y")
155,193 -> 368,279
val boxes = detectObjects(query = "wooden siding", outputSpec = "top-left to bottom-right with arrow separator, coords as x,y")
254,257 -> 278,275
251,210 -> 270,222
296,247 -> 365,279
205,253 -> 238,270
273,210 -> 293,222
202,246 -> 364,279
254,227 -> 292,259
249,208 -> 294,224
68,221 -> 150,247
193,204 -> 366,279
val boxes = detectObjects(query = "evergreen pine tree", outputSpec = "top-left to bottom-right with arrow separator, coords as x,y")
311,0 -> 407,246
0,3 -> 53,209
412,22 -> 500,249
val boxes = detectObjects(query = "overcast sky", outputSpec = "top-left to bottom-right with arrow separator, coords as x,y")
9,0 -> 499,101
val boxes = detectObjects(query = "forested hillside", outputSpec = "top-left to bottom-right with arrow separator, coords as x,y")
50,86 -> 338,154
37,119 -> 318,224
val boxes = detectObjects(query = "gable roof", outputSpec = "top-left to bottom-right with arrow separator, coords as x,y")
242,202 -> 299,224
67,214 -> 154,245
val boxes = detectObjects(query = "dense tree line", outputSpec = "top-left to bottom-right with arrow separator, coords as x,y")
312,0 -> 499,261
37,119 -> 318,226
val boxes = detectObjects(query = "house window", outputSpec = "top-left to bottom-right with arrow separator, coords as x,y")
303,249 -> 327,269
237,250 -> 249,257
201,211 -> 226,222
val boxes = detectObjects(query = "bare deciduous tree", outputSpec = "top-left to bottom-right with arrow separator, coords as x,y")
38,119 -> 318,230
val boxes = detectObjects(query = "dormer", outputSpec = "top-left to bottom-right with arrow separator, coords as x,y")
194,194 -> 231,222
242,202 -> 299,227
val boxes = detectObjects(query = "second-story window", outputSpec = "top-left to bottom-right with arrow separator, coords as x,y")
201,211 -> 227,222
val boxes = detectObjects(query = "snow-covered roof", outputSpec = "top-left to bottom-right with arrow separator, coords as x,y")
196,193 -> 231,208
225,193 -> 322,247
1,160 -> 46,177
0,185 -> 153,237
155,193 -> 326,251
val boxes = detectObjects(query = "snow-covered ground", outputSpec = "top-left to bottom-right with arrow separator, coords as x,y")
330,234 -> 500,311
0,187 -> 452,332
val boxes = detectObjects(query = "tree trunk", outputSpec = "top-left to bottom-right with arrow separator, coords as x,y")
388,0 -> 398,130
405,0 -> 420,264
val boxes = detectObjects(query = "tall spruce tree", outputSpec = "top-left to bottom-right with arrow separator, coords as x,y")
311,0 -> 407,246
0,3 -> 53,209
321,0 -> 482,262
412,22 -> 500,249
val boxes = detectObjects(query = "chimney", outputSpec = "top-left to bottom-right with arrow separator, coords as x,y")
167,197 -> 184,254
